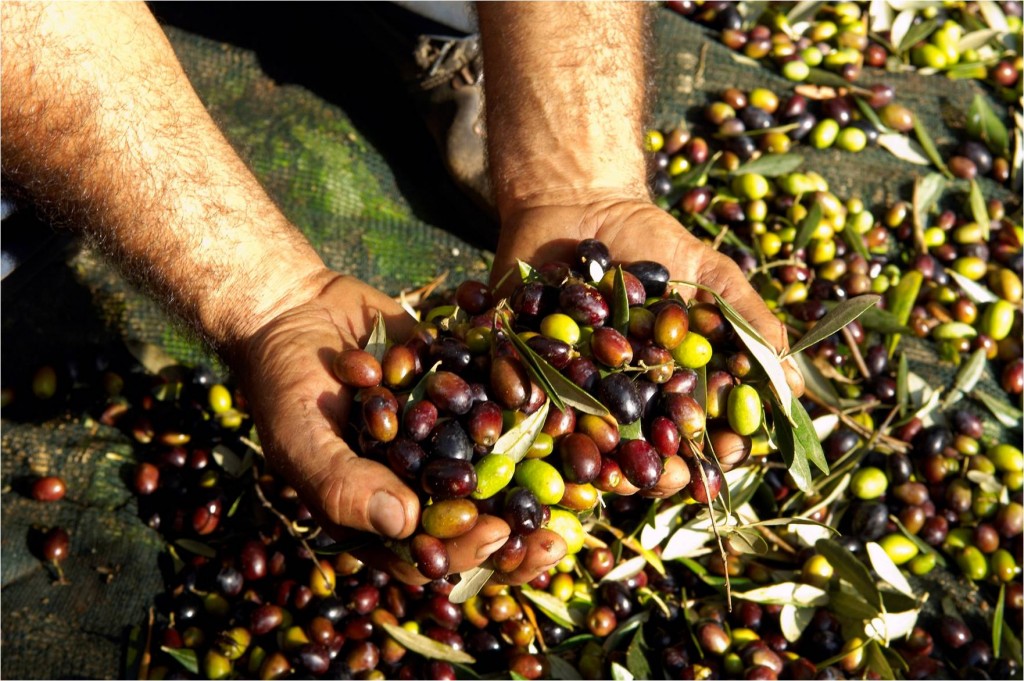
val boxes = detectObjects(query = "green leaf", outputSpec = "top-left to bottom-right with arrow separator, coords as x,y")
161,647 -> 199,675
913,115 -> 952,178
793,200 -> 824,254
969,179 -> 991,240
864,640 -> 896,680
519,586 -> 581,630
972,389 -> 1024,430
898,16 -> 941,52
503,319 -> 609,416
897,352 -> 909,418
381,622 -> 476,664
734,582 -> 829,607
791,352 -> 841,409
687,212 -> 752,253
786,295 -> 880,357
841,220 -> 870,260
602,611 -> 650,654
174,539 -> 216,559
886,271 -> 923,356
546,655 -> 583,680
402,361 -> 442,418
626,626 -> 652,680
610,662 -> 634,681
786,0 -> 823,23
666,153 -> 721,205
995,582 -> 1006,658
913,173 -> 946,252
448,566 -> 495,604
1003,615 -> 1024,665
770,393 -> 813,494
618,419 -> 644,441
815,539 -> 882,610
363,310 -> 389,363
828,590 -> 881,620
493,399 -> 550,464
942,348 -> 987,410
612,266 -> 630,334
968,94 -> 1010,157
853,96 -> 892,134
518,259 -> 538,284
792,395 -> 829,476
731,153 -> 805,178
806,67 -> 871,94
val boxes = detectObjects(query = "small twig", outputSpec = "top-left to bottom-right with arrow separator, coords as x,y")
755,525 -> 798,555
694,459 -> 731,610
841,326 -> 872,380
801,390 -> 910,454
250,463 -> 336,598
138,606 -> 154,681
712,224 -> 731,252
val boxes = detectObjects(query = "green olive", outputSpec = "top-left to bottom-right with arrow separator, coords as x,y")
514,459 -> 566,506
879,533 -> 919,565
991,548 -> 1018,583
671,331 -> 713,369
809,119 -> 840,149
989,444 -> 1024,473
204,650 -> 233,680
783,60 -> 810,81
956,546 -> 989,581
980,300 -> 1016,341
836,127 -> 867,152
850,466 -> 888,500
908,552 -> 937,576
726,384 -> 762,437
540,313 -> 581,345
732,173 -> 770,201
953,256 -> 988,281
525,432 -> 555,459
472,454 -> 516,500
421,499 -> 479,539
547,508 -> 585,554
208,384 -> 233,414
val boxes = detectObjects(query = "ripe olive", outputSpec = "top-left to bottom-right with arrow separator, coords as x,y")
31,475 -> 66,502
421,458 -> 477,500
425,371 -> 473,415
333,349 -> 383,389
421,499 -> 479,539
559,433 -> 602,484
615,440 -> 663,490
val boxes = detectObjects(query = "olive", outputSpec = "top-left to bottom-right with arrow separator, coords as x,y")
429,419 -> 473,461
559,433 -> 603,484
546,508 -> 585,554
649,416 -> 681,458
709,428 -> 752,471
491,534 -> 527,573
386,438 -> 428,480
558,283 -> 609,326
363,394 -> 399,443
455,279 -> 492,315
671,331 -> 713,369
589,327 -> 633,368
526,335 -> 573,369
686,458 -> 722,504
41,526 -> 70,563
625,261 -> 671,297
559,482 -> 599,511
31,475 -> 67,502
250,604 -> 285,635
595,373 -> 642,424
333,349 -> 382,388
425,371 -> 473,415
489,356 -> 531,410
503,488 -> 544,535
878,103 -> 914,132
382,345 -> 418,389
726,384 -> 762,436
564,356 -> 600,393
662,393 -> 706,440
654,303 -> 690,350
466,401 -> 503,447
576,414 -> 621,454
421,499 -> 479,539
134,463 -> 160,495
587,605 -> 618,637
513,459 -> 565,506
574,238 -> 612,277
850,466 -> 887,500
879,533 -> 919,565
403,400 -> 438,441
421,458 -> 477,500
615,440 -> 663,490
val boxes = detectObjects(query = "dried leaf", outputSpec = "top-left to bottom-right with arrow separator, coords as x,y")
787,295 -> 880,357
520,586 -> 581,629
866,542 -> 915,598
382,622 -> 476,663
493,399 -> 550,464
879,133 -> 931,166
449,566 -> 495,604
363,310 -> 389,363
734,582 -> 829,607
731,153 -> 805,178
161,647 -> 199,675
816,538 -> 882,610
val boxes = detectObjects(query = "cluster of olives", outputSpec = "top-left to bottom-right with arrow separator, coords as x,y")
333,238 -> 781,583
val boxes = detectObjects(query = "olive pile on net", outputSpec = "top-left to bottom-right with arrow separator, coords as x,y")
333,238 -> 779,581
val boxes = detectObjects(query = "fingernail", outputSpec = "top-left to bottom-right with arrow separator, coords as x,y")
476,535 -> 510,560
368,491 -> 407,538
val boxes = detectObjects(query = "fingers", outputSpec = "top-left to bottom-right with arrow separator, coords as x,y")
444,514 -> 511,575
492,529 -> 567,585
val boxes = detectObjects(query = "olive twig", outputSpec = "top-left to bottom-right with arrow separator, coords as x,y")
841,326 -> 872,380
693,458 -> 731,610
249,462 -> 337,599
138,606 -> 154,681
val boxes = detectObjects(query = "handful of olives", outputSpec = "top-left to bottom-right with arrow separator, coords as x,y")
333,239 -> 778,586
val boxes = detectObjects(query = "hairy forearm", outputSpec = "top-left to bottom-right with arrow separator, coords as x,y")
477,1 -> 652,218
1,2 -> 329,352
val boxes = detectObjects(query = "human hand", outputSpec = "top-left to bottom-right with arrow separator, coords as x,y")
230,272 -> 565,584
489,196 -> 806,479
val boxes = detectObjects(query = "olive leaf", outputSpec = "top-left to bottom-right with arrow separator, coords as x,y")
517,258 -> 538,283
829,590 -> 881,620
161,647 -> 199,675
501,316 -> 609,416
733,582 -> 829,607
913,115 -> 952,178
769,393 -> 813,494
853,97 -> 892,134
805,68 -> 871,95
612,266 -> 630,334
865,640 -> 896,680
363,310 -> 389,363
816,538 -> 882,610
174,538 -> 216,559
626,625 -> 652,681
793,395 -> 828,475
493,399 -> 550,464
968,178 -> 991,240
978,0 -> 1010,32
968,94 -> 1010,157
886,270 -> 923,356
730,153 -> 805,178
947,268 -> 999,304
785,295 -> 880,357
865,541 -> 915,598
600,555 -> 648,584
897,352 -> 909,418
779,604 -> 815,643
382,622 -> 476,663
792,200 -> 824,254
841,218 -> 871,260
402,361 -> 442,418
686,212 -> 752,253
791,352 -> 841,408
448,566 -> 495,604
661,526 -> 714,561
595,521 -> 665,576
601,611 -> 650,654
519,585 -> 581,629
1001,602 -> 1024,665
666,153 -> 721,204
899,16 -> 941,53
941,348 -> 987,410
972,389 -> 1024,430
546,655 -> 584,680
618,419 -> 644,441
889,8 -> 916,51
786,0 -> 822,23
610,662 -> 634,681
700,433 -> 732,515
957,28 -> 1002,51
879,133 -> 931,166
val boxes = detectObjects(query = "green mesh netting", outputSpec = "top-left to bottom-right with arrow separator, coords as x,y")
2,8 -> 1020,678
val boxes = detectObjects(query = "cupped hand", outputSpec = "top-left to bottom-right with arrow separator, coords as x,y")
489,197 -> 805,425
230,272 -> 563,584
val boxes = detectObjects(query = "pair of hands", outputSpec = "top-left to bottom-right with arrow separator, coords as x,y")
236,198 -> 803,586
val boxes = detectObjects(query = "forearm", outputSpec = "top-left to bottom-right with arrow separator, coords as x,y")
477,1 -> 652,218
1,2 -> 329,352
